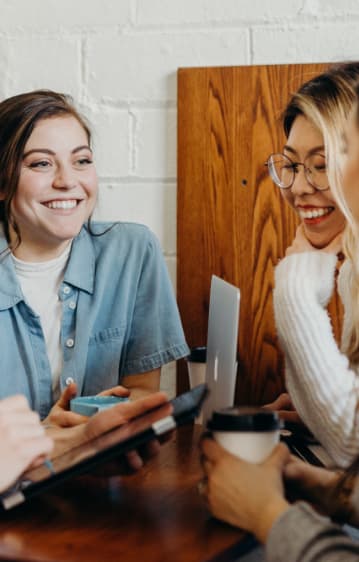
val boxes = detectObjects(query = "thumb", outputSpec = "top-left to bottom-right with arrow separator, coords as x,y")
264,443 -> 290,469
56,382 -> 78,410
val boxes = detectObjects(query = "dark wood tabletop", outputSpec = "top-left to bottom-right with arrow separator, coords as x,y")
0,424 -> 255,562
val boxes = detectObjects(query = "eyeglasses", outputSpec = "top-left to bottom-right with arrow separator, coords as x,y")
265,152 -> 329,191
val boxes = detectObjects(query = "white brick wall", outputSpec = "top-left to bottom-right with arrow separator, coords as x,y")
0,0 -> 357,395
87,31 -> 249,102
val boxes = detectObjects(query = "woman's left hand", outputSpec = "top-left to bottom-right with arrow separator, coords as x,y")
200,438 -> 290,543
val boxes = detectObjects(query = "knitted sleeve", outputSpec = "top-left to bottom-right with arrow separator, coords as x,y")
273,252 -> 359,467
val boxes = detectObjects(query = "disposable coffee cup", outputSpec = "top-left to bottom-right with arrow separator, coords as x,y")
207,407 -> 282,463
186,347 -> 207,388
186,347 -> 207,423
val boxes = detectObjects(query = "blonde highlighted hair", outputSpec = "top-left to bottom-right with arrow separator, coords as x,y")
282,62 -> 359,362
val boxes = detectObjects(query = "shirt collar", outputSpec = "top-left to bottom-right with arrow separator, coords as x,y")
0,225 -> 23,309
0,224 -> 95,310
64,225 -> 95,294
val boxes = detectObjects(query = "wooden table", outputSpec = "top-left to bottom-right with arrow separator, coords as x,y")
0,425 -> 256,562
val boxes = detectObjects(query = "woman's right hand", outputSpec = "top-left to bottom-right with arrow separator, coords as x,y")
0,395 -> 53,493
284,455 -> 344,518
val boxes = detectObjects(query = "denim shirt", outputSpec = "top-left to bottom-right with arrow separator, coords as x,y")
0,222 -> 189,418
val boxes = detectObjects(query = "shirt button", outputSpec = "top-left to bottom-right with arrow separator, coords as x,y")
65,377 -> 74,386
66,338 -> 74,348
69,301 -> 76,310
63,286 -> 71,295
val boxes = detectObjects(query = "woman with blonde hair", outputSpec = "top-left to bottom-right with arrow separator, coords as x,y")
265,62 -> 359,467
200,67 -> 359,562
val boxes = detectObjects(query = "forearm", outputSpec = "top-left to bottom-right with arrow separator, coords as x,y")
253,498 -> 290,543
267,502 -> 359,562
122,369 -> 161,400
329,473 -> 359,527
289,469 -> 359,526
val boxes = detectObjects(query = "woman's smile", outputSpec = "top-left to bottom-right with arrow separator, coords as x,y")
9,115 -> 98,261
281,115 -> 345,248
42,199 -> 80,210
297,205 -> 335,223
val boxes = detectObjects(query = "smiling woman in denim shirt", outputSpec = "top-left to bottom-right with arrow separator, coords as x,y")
0,90 -> 189,425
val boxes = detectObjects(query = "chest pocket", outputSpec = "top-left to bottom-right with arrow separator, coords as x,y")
83,326 -> 126,394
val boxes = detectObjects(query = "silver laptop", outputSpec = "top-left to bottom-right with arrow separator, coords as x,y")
202,275 -> 240,425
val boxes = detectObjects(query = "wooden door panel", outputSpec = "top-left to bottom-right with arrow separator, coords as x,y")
177,63 -> 342,404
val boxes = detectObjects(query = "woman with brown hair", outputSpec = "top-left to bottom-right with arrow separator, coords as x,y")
0,90 -> 188,425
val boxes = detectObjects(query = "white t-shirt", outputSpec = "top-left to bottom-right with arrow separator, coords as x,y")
12,245 -> 71,400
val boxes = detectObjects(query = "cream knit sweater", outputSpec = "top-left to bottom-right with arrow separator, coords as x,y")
274,252 -> 359,467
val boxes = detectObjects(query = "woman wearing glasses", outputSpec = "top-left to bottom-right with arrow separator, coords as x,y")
267,119 -> 345,251
262,62 -> 359,468
199,65 -> 359,562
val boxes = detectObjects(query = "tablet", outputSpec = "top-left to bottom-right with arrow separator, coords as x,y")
1,384 -> 209,510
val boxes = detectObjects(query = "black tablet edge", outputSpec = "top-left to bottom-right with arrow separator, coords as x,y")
281,434 -> 325,468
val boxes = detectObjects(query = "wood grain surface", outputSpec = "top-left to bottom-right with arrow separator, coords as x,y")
177,63 -> 342,403
0,426 -> 247,562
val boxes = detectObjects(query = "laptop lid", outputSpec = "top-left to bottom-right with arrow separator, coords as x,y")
202,275 -> 240,425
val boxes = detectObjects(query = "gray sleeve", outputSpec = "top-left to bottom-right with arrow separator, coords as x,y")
266,502 -> 359,562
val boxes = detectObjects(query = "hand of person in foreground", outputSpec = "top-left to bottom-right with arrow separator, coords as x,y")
286,223 -> 343,256
284,454 -> 339,500
284,455 -> 359,525
200,438 -> 290,543
43,382 -> 131,428
0,395 -> 53,493
47,391 -> 171,474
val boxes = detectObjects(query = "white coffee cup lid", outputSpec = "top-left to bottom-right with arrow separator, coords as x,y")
207,407 -> 282,432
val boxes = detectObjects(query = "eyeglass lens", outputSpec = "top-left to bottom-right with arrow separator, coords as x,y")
267,153 -> 328,190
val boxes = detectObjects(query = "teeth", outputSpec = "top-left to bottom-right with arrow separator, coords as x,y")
44,200 -> 78,209
298,207 -> 332,220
